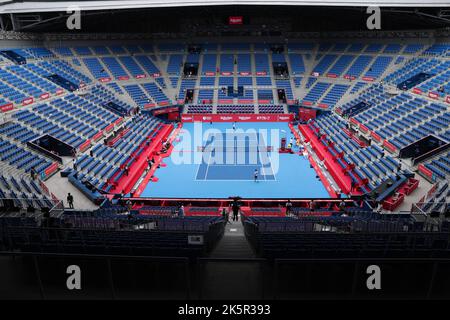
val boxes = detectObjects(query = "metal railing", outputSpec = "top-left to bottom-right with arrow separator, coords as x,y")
1,251 -> 450,299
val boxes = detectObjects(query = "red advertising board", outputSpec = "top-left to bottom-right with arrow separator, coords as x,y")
229,16 -> 243,25
144,103 -> 156,109
362,76 -> 375,82
383,140 -> 397,153
22,97 -> 34,106
181,113 -> 293,122
298,108 -> 317,122
152,107 -> 179,115
428,92 -> 439,99
0,103 -> 14,113
40,93 -> 50,100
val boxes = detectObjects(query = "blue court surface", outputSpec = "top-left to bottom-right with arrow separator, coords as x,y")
141,122 -> 329,198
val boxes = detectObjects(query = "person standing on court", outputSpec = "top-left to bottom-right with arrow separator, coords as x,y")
254,168 -> 259,182
232,122 -> 236,131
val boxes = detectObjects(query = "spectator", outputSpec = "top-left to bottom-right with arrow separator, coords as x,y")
30,167 -> 36,180
222,208 -> 231,224
254,168 -> 259,182
67,193 -> 74,209
178,204 -> 185,217
285,199 -> 292,216
231,200 -> 240,222
310,200 -> 316,212
397,161 -> 402,173
339,200 -> 346,212
350,180 -> 357,192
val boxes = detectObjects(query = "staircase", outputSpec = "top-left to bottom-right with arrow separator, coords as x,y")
210,217 -> 255,258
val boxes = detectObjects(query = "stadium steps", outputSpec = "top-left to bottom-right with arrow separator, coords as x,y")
151,53 -> 178,104
210,218 -> 255,258
0,159 -> 28,178
292,50 -> 317,100
67,57 -> 94,83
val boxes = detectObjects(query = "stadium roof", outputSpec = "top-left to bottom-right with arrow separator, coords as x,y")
1,0 -> 450,14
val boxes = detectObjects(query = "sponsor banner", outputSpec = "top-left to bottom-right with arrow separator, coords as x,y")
221,72 -> 233,76
93,130 -> 104,141
311,72 -> 320,77
44,162 -> 59,176
335,107 -> 343,115
258,99 -> 272,105
298,108 -> 317,122
205,72 -> 215,76
344,75 -> 356,80
317,103 -> 328,109
359,124 -> 369,132
0,103 -> 14,113
118,76 -> 130,81
370,131 -> 381,142
40,93 -> 50,100
229,16 -> 243,25
200,99 -> 213,104
144,103 -> 156,109
115,117 -> 124,125
177,99 -> 185,105
412,87 -> 422,94
152,73 -> 161,77
181,113 -> 294,122
56,88 -> 64,95
99,77 -> 111,83
237,99 -> 254,104
428,92 -> 439,99
256,71 -> 267,76
218,99 -> 234,104
418,164 -> 433,179
383,140 -> 397,153
362,76 -> 375,82
302,101 -> 312,106
446,96 -> 450,104
326,73 -> 337,78
157,101 -> 170,106
78,140 -> 91,152
135,74 -> 146,79
22,97 -> 34,106
105,123 -> 115,133
152,106 -> 179,115
350,118 -> 360,126
239,72 -> 251,76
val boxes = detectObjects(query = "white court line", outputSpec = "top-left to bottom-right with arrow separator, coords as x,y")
196,132 -> 278,181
